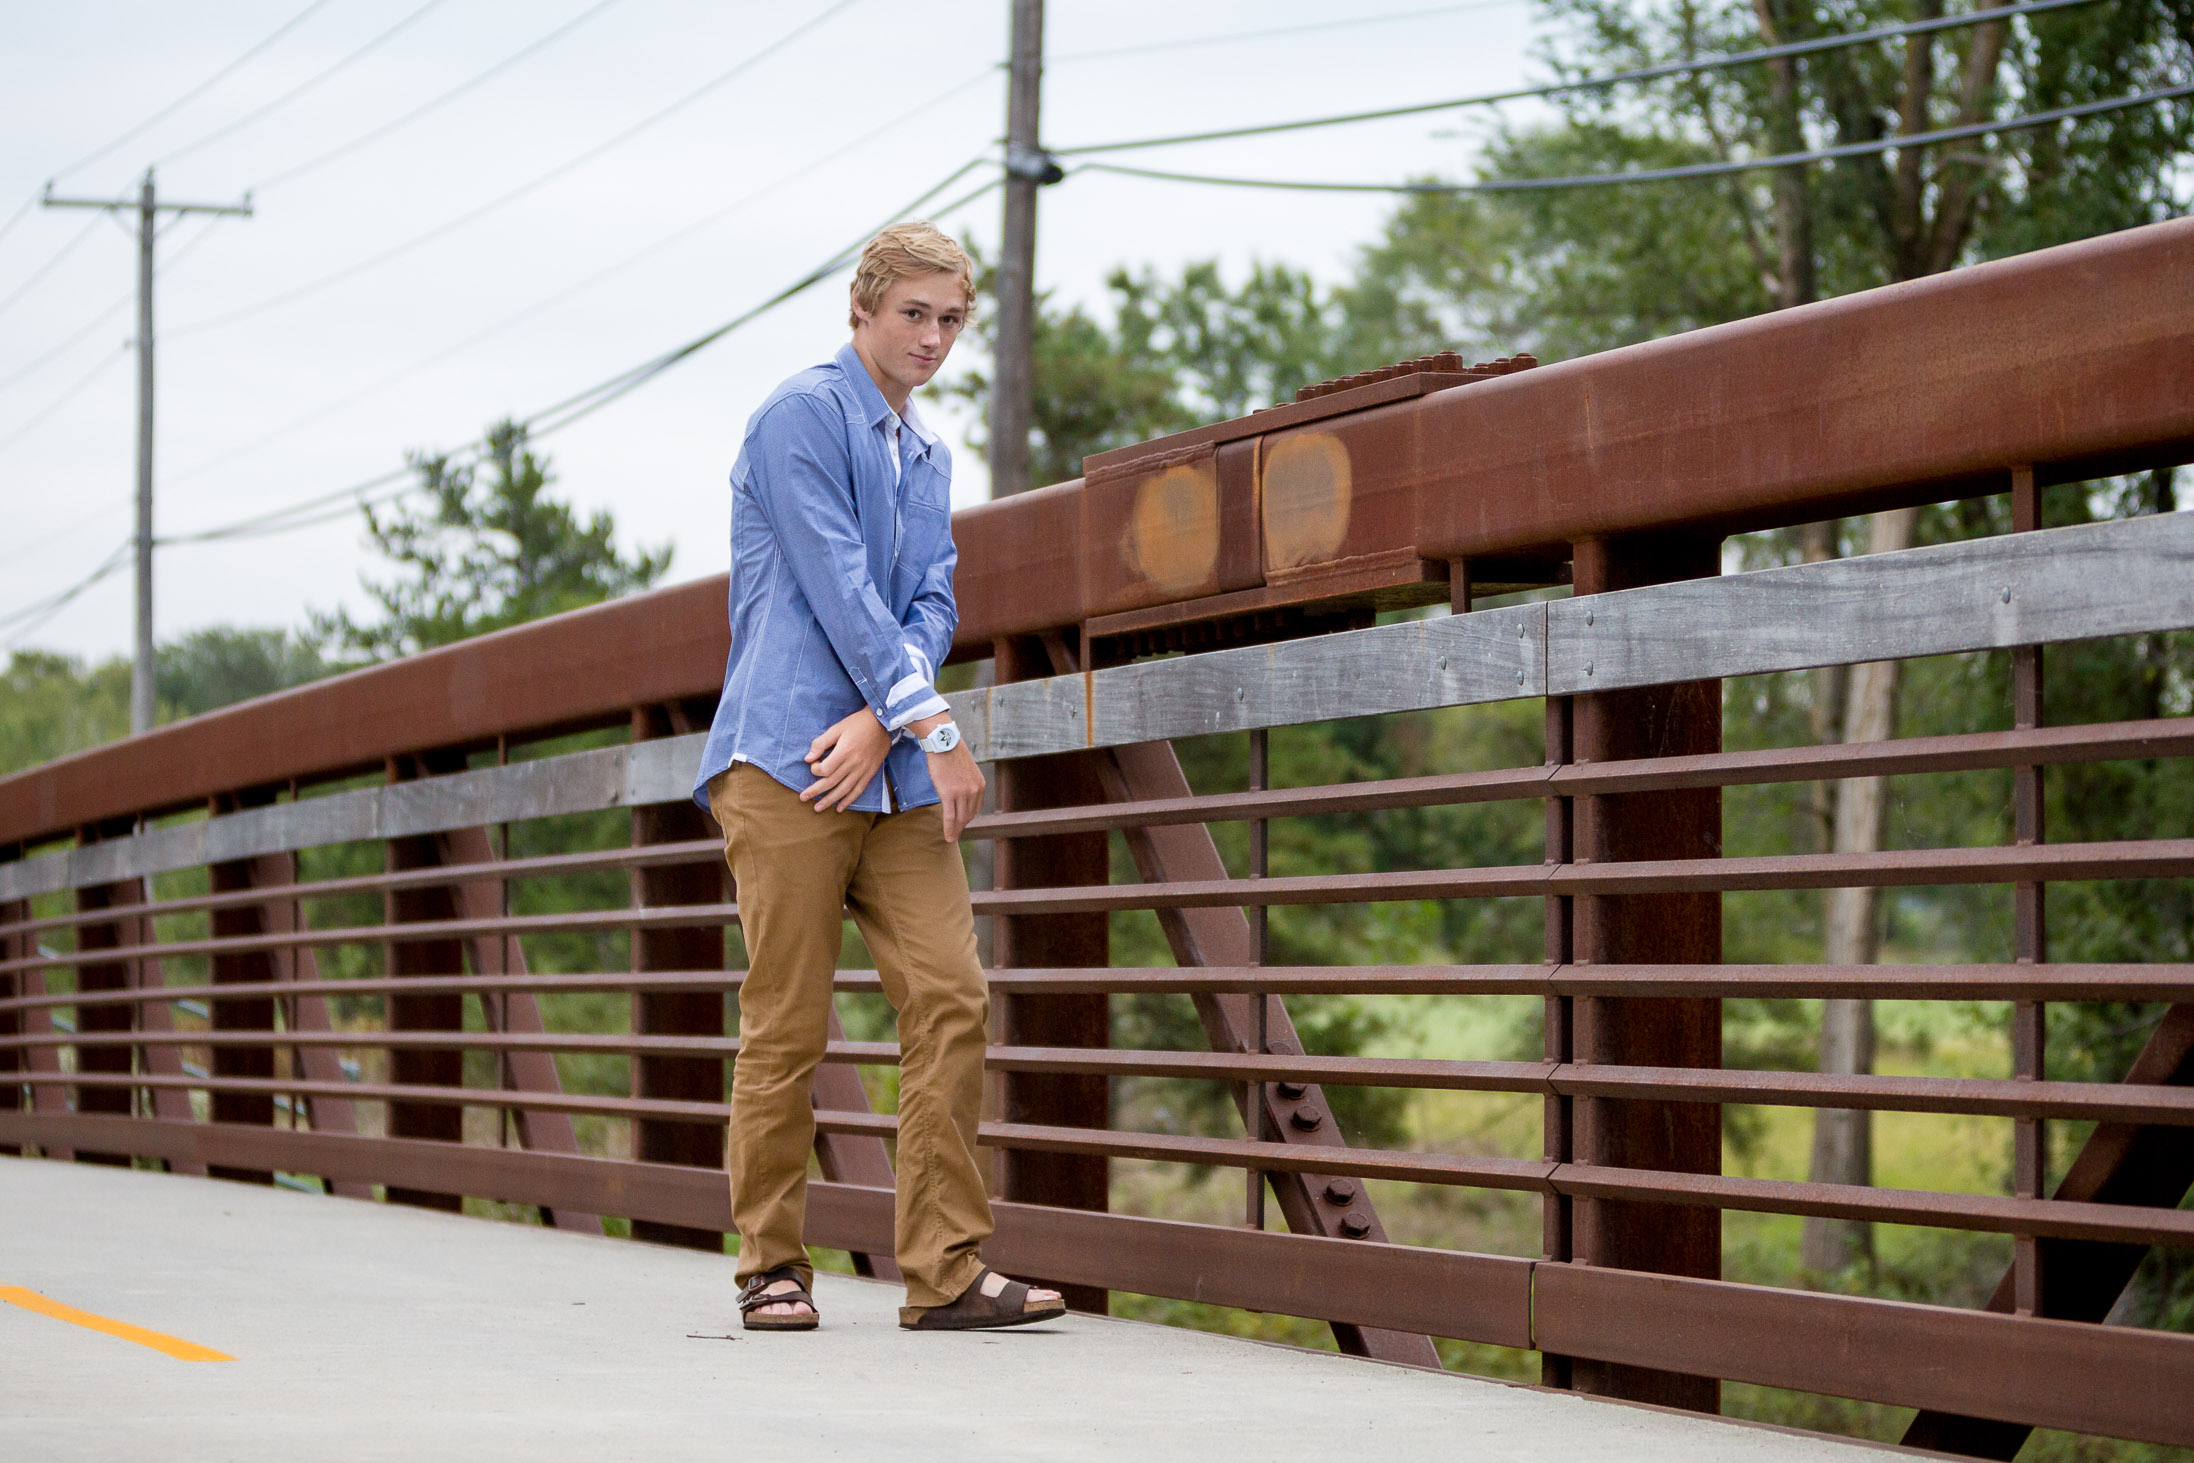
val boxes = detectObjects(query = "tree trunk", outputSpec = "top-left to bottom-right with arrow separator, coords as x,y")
1802,506 -> 1918,1274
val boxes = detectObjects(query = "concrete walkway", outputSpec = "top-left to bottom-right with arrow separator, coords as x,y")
1,1156 -> 1892,1462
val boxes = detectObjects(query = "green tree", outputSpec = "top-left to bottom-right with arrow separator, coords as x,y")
314,419 -> 671,660
156,626 -> 328,718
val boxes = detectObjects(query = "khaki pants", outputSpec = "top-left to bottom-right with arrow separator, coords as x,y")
708,762 -> 992,1310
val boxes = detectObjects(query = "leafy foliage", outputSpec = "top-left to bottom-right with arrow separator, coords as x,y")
313,419 -> 670,661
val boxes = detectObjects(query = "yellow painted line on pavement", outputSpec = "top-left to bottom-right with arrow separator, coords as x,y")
0,1286 -> 233,1361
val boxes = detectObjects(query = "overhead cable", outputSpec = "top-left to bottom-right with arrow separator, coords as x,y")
168,0 -> 868,340
157,156 -> 1000,548
0,196 -> 37,254
249,0 -> 631,192
1051,0 -> 1527,64
0,215 -> 225,399
0,213 -> 106,322
1081,80 -> 2194,193
0,346 -> 128,456
158,0 -> 459,168
168,64 -> 1001,485
0,540 -> 132,644
48,0 -> 340,184
1055,0 -> 2110,155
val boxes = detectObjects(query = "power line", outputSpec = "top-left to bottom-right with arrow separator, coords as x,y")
168,0 -> 869,341
167,64 -> 1002,486
1055,0 -> 2111,155
157,0 -> 459,169
0,540 -> 132,642
250,0 -> 631,192
157,158 -> 1002,549
0,212 -> 105,322
1050,0 -> 1527,64
0,345 -> 127,456
0,215 -> 225,399
1081,80 -> 2194,193
48,0 -> 341,185
0,196 -> 37,255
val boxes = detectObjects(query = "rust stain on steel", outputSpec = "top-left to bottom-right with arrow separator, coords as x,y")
1260,432 -> 1352,572
1125,459 -> 1222,596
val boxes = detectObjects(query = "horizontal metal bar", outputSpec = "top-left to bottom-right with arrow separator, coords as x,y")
968,716 -> 2194,842
12,1101 -> 2193,1253
0,901 -> 739,976
11,960 -> 2194,1020
0,838 -> 722,944
975,837 -> 2194,916
1534,1265 -> 2194,1447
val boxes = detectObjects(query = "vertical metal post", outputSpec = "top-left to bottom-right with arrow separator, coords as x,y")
383,753 -> 467,1211
1568,534 -> 1725,1414
1245,726 -> 1268,1230
208,791 -> 281,1185
994,633 -> 1111,1312
131,173 -> 156,735
2010,466 -> 2047,1315
71,821 -> 141,1164
630,705 -> 728,1251
1541,693 -> 1575,1390
989,0 -> 1045,498
0,893 -> 21,1154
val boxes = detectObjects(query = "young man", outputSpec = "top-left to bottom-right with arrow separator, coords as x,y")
692,221 -> 1065,1332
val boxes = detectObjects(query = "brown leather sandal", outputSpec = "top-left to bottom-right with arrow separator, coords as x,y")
738,1265 -> 819,1332
898,1267 -> 1067,1331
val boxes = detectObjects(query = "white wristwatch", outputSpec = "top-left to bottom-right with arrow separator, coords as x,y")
915,720 -> 962,755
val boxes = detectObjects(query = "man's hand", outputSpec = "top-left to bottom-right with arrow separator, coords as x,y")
802,708 -> 891,812
909,712 -> 986,840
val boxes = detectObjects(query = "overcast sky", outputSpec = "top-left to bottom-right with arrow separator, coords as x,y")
0,0 -> 1552,664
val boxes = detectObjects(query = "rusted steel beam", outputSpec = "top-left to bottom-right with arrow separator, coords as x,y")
992,634 -> 1112,1313
207,799 -> 282,1184
0,896 -> 24,1155
1098,737 -> 1443,1368
1533,1264 -> 2194,1450
69,861 -> 139,1166
1563,534 -> 1723,1414
382,755 -> 468,1211
951,217 -> 2194,645
434,825 -> 598,1233
627,706 -> 725,1252
1903,1001 -> 2194,1458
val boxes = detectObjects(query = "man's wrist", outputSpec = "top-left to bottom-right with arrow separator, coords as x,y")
907,711 -> 952,739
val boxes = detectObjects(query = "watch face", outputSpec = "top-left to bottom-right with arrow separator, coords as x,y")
931,723 -> 961,753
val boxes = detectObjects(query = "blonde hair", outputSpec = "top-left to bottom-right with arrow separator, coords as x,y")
849,221 -> 975,328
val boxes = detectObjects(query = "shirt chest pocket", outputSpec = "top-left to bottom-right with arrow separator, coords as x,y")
893,467 -> 952,576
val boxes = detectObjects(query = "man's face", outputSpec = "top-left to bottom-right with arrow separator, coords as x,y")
852,271 -> 968,396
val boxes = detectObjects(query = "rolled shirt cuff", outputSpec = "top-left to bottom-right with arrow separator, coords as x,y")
883,692 -> 950,734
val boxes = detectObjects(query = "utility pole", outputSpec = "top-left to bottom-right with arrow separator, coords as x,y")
44,169 -> 252,734
990,0 -> 1062,498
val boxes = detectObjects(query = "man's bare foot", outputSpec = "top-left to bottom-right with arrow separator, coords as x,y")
754,1277 -> 815,1319
978,1270 -> 1061,1307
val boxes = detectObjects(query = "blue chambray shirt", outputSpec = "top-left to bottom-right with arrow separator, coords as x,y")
691,343 -> 956,815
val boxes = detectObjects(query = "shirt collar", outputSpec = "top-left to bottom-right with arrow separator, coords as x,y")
834,341 -> 937,451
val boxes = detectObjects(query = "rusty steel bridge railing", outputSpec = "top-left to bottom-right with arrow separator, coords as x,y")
4,216 -> 2193,1454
